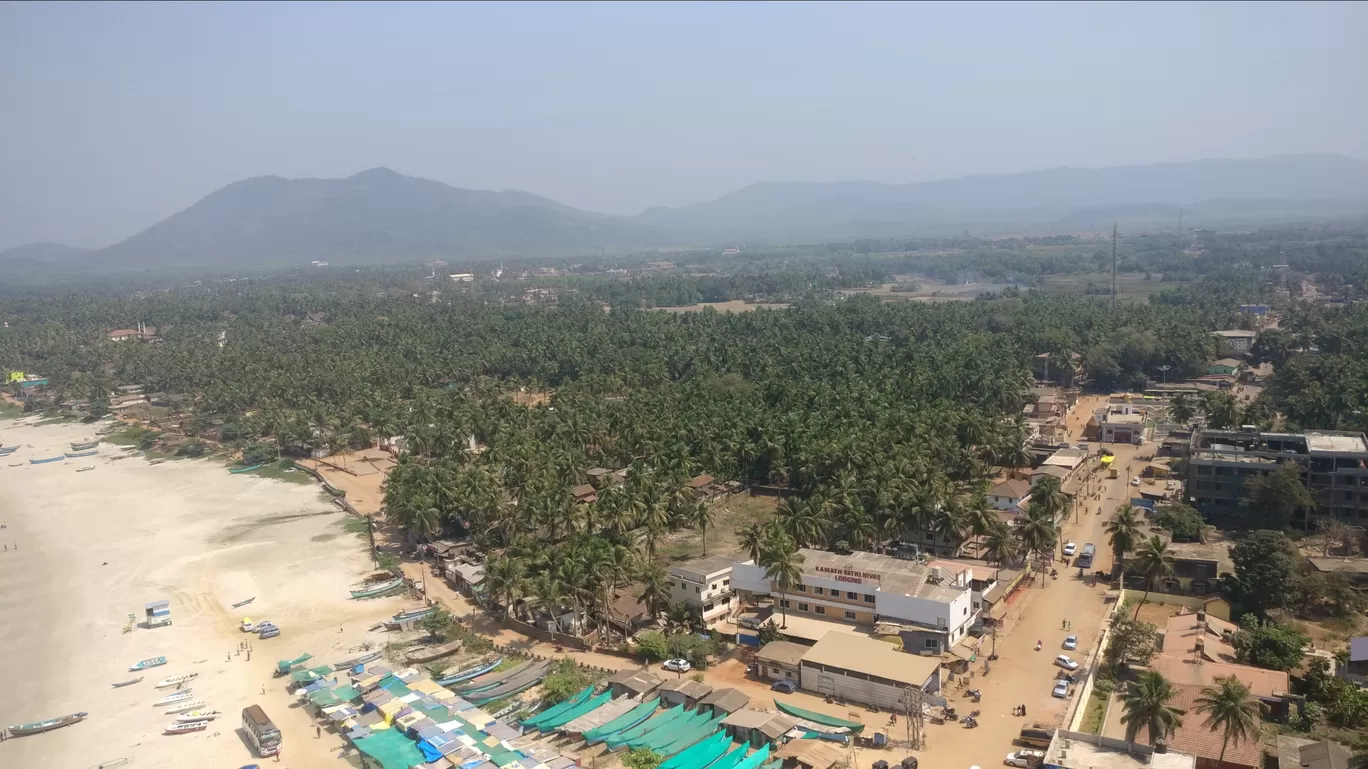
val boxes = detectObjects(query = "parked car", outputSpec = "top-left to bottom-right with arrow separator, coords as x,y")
663,658 -> 692,673
1051,680 -> 1070,698
1054,654 -> 1079,670
1062,542 -> 1077,557
771,679 -> 797,693
1005,749 -> 1046,767
1062,635 -> 1078,651
1130,478 -> 1141,486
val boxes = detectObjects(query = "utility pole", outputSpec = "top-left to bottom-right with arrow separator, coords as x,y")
1177,207 -> 1183,234
1110,223 -> 1119,311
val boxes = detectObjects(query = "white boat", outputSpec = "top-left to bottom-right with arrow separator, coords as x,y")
175,709 -> 221,722
154,673 -> 198,688
163,700 -> 207,715
153,690 -> 194,706
164,719 -> 210,734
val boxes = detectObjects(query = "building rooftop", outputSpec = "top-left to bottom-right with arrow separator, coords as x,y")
607,668 -> 663,694
1307,557 -> 1368,576
1105,412 -> 1146,425
1154,685 -> 1264,768
1213,329 -> 1258,338
989,479 -> 1032,499
1305,432 -> 1368,454
671,555 -> 735,577
1046,733 -> 1195,769
699,687 -> 751,713
755,640 -> 809,668
720,708 -> 798,739
1349,636 -> 1368,663
1043,447 -> 1088,469
792,548 -> 971,603
1297,740 -> 1353,769
1212,358 -> 1245,368
1148,654 -> 1289,699
1032,465 -> 1071,479
801,631 -> 941,687
1161,610 -> 1238,662
775,737 -> 848,769
657,678 -> 713,699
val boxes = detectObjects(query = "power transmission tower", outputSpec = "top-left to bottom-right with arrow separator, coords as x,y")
1110,223 -> 1118,310
901,686 -> 926,749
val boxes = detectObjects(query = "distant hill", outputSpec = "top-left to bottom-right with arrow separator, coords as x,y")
91,167 -> 669,269
637,153 -> 1368,239
0,242 -> 94,264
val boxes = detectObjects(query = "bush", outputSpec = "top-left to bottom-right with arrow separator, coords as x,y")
242,442 -> 277,466
419,608 -> 456,639
175,441 -> 208,457
622,748 -> 664,769
541,658 -> 591,705
635,631 -> 669,662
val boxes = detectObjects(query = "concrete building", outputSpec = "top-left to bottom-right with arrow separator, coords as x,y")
698,687 -> 751,718
798,631 -> 942,710
1207,358 -> 1244,377
668,555 -> 736,623
731,548 -> 979,653
720,709 -> 798,748
1186,428 -> 1368,524
987,479 -> 1033,514
1212,329 -> 1258,353
606,668 -> 663,699
1094,406 -> 1148,444
753,640 -> 808,683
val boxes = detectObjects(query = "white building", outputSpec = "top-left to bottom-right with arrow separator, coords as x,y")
449,273 -> 475,283
1211,329 -> 1257,353
987,479 -> 1032,514
668,555 -> 736,623
798,631 -> 942,709
731,548 -> 977,653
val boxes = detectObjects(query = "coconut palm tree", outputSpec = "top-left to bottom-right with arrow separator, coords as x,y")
1032,475 -> 1069,522
1016,503 -> 1058,582
1194,676 -> 1262,769
760,533 -> 805,629
1105,505 -> 1144,578
484,555 -> 526,620
1131,535 -> 1176,618
739,522 -> 767,563
637,561 -> 671,619
689,500 -> 716,556
983,521 -> 1021,566
1120,670 -> 1183,748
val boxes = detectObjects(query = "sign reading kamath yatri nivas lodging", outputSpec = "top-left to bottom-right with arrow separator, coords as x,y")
814,565 -> 883,584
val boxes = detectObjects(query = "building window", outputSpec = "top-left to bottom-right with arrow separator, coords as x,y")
781,599 -> 791,608
797,603 -> 809,612
846,591 -> 858,600
704,602 -> 714,611
723,579 -> 730,587
815,606 -> 826,615
695,586 -> 700,593
924,639 -> 937,649
711,583 -> 718,590
795,584 -> 806,593
812,587 -> 824,596
863,594 -> 875,603
844,610 -> 856,620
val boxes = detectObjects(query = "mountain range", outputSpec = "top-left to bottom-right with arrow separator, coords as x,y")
5,153 -> 1367,271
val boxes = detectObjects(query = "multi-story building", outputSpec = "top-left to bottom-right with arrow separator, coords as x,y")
731,548 -> 978,653
1186,428 -> 1368,524
668,555 -> 736,623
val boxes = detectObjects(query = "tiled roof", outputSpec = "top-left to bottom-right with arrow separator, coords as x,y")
1148,655 -> 1289,699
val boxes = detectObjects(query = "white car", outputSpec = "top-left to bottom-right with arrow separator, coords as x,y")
1052,680 -> 1070,698
662,658 -> 691,673
1005,750 -> 1045,768
1063,635 -> 1078,651
1062,542 -> 1077,557
1130,478 -> 1141,487
1054,654 -> 1080,670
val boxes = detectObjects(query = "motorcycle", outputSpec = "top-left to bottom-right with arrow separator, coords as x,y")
963,716 -> 978,729
1035,640 -> 1042,651
967,688 -> 981,703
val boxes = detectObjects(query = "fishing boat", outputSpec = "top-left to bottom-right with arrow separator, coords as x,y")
0,446 -> 18,455
154,672 -> 198,688
434,656 -> 503,686
392,605 -> 436,622
163,700 -> 207,715
349,577 -> 405,599
229,463 -> 264,474
129,656 -> 167,671
174,710 -> 221,722
230,596 -> 255,609
111,676 -> 143,688
30,455 -> 65,464
70,439 -> 100,451
5,712 -> 88,736
76,465 -> 96,472
403,640 -> 462,664
163,719 -> 210,733
66,449 -> 98,458
153,691 -> 195,706
331,649 -> 383,671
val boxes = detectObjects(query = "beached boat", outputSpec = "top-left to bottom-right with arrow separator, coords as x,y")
349,577 -> 405,599
153,691 -> 194,706
111,677 -> 143,688
231,596 -> 255,608
163,700 -> 207,715
30,455 -> 65,464
154,672 -> 198,688
6,711 -> 87,736
229,463 -> 264,474
174,709 -> 221,722
331,649 -> 383,671
164,719 -> 210,733
392,605 -> 436,622
76,465 -> 95,472
70,439 -> 100,451
772,700 -> 866,733
403,640 -> 462,664
66,449 -> 98,458
434,656 -> 503,686
0,446 -> 18,455
130,656 -> 167,671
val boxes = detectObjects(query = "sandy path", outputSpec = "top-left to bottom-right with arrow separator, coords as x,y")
0,418 -> 407,769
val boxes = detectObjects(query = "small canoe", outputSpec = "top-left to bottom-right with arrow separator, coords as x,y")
66,449 -> 98,458
434,656 -> 503,686
404,640 -> 462,664
153,691 -> 194,706
111,677 -> 143,688
229,463 -> 264,474
332,649 -> 383,671
77,465 -> 96,472
6,711 -> 88,736
231,597 -> 255,608
175,709 -> 221,722
350,577 -> 405,599
154,672 -> 198,688
163,700 -> 207,715
130,656 -> 167,671
30,455 -> 65,464
164,719 -> 209,733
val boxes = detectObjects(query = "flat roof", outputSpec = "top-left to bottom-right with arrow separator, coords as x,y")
1307,557 -> 1368,575
800,631 -> 941,687
670,555 -> 735,577
1104,413 -> 1145,425
1305,432 -> 1368,454
790,548 -> 969,603
755,640 -> 809,668
1212,329 -> 1258,338
1047,736 -> 1194,769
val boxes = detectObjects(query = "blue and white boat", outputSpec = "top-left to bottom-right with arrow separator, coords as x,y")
130,656 -> 168,671
30,455 -> 65,464
65,449 -> 98,458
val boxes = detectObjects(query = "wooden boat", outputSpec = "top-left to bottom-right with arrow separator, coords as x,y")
70,439 -> 100,451
349,577 -> 405,599
130,656 -> 167,671
77,465 -> 95,472
66,449 -> 98,458
163,700 -> 207,714
163,719 -> 209,733
231,596 -> 255,608
30,455 -> 65,464
6,711 -> 88,736
153,691 -> 195,706
332,649 -> 383,671
0,446 -> 18,455
111,676 -> 143,688
154,672 -> 198,688
229,463 -> 264,474
435,656 -> 503,686
404,640 -> 462,664
175,709 -> 221,722
392,605 -> 436,622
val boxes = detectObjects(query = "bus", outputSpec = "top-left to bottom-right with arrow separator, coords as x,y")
1076,543 -> 1095,569
242,705 -> 281,756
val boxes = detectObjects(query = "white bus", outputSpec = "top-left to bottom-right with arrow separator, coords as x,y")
242,704 -> 281,756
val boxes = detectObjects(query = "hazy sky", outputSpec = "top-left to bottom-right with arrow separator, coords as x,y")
2,1 -> 1366,251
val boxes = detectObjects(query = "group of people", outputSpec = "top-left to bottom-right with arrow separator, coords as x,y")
1012,704 -> 1028,716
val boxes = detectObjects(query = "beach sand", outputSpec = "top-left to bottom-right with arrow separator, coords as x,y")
0,418 -> 407,768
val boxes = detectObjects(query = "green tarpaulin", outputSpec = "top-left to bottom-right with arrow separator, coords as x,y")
355,728 -> 426,769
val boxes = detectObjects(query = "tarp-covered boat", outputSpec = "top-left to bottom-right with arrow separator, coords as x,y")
773,699 -> 865,733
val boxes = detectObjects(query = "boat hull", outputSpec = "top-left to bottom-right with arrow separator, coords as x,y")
30,456 -> 65,464
332,649 -> 383,670
130,657 -> 168,671
6,712 -> 87,736
349,578 -> 405,599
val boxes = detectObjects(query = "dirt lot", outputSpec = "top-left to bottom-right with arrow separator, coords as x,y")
658,493 -> 778,562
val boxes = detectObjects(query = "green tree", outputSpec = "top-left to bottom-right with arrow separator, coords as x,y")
1194,676 -> 1262,769
1152,503 -> 1205,542
1103,615 -> 1159,677
1130,535 -> 1175,619
623,748 -> 664,769
541,657 -> 590,704
1120,670 -> 1183,747
1223,530 -> 1297,618
1231,615 -> 1309,672
1105,505 -> 1144,577
634,630 -> 669,662
1240,462 -> 1315,530
419,607 -> 456,639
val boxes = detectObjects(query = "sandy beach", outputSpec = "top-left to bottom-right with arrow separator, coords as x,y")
0,417 -> 406,769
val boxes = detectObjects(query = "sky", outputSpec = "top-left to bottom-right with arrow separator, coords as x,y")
2,1 -> 1366,251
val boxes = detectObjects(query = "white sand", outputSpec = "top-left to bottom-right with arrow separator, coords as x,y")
0,418 -> 408,768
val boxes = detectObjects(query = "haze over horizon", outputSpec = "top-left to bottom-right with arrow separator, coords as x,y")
2,1 -> 1366,252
